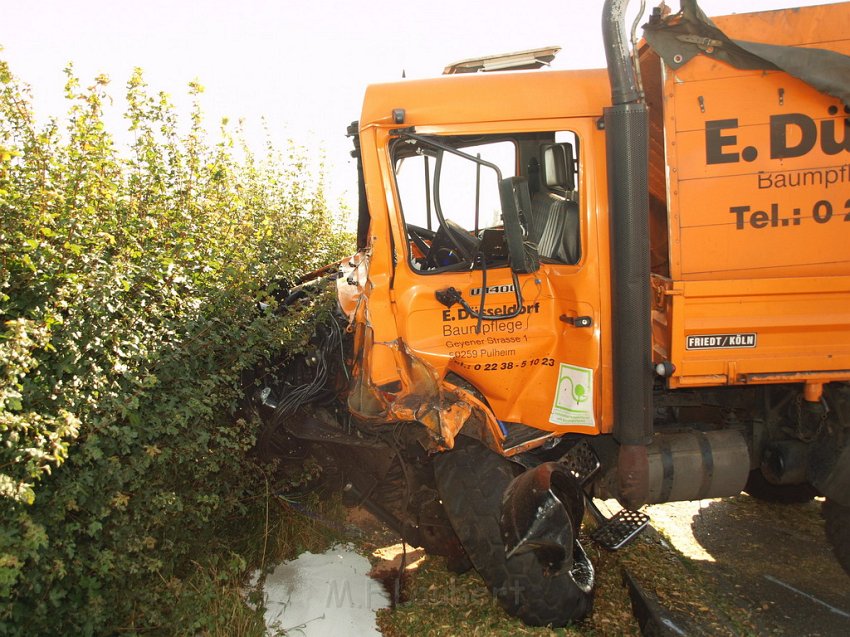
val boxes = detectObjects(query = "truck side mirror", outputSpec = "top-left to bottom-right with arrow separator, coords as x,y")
499,176 -> 540,274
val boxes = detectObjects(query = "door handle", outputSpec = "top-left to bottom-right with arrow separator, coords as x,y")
560,314 -> 593,328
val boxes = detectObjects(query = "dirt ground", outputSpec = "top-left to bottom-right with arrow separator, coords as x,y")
644,495 -> 850,637
349,493 -> 850,636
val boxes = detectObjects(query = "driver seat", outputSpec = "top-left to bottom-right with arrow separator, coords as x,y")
531,194 -> 579,264
529,143 -> 580,264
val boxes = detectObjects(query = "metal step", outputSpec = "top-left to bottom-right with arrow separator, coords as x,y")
591,508 -> 650,550
501,421 -> 554,452
557,439 -> 601,485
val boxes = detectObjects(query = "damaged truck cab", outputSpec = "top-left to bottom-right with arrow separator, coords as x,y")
343,68 -> 615,454
257,0 -> 850,626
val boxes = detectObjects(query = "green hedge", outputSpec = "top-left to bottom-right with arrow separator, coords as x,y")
0,59 -> 351,635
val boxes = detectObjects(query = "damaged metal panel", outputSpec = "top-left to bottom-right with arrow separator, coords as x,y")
346,303 -> 503,451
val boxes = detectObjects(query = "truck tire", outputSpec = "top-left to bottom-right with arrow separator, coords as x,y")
823,498 -> 850,577
743,469 -> 818,504
433,438 -> 593,626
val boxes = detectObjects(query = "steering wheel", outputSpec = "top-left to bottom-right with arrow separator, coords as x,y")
426,219 -> 480,269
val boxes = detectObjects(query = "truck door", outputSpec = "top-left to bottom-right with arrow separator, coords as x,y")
386,124 -> 608,445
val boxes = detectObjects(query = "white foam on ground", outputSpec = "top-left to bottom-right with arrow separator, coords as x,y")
255,544 -> 390,636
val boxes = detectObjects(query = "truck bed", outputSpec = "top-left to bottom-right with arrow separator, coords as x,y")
643,3 -> 850,388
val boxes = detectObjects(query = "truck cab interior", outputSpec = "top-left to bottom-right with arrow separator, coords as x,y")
391,131 -> 581,274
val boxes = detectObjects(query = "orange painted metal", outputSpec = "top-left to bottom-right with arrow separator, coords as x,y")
804,382 -> 824,403
352,70 -> 618,443
341,3 -> 850,452
649,3 -> 850,389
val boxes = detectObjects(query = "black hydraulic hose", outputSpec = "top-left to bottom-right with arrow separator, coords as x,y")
348,121 -> 370,250
393,130 -> 505,266
432,151 -> 450,231
424,155 -> 432,231
443,268 -> 524,335
476,254 -> 488,335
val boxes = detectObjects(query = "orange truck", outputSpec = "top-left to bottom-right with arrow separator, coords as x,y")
253,0 -> 850,625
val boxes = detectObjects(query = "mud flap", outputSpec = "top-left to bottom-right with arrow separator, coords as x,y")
499,462 -> 586,574
808,384 -> 850,507
810,441 -> 850,507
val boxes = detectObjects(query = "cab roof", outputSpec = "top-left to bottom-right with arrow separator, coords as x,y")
359,68 -> 612,130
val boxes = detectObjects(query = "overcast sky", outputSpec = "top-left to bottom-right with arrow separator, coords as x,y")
0,0 -> 841,209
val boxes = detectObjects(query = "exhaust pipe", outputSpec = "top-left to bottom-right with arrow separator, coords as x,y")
602,0 -> 642,105
601,0 -> 654,508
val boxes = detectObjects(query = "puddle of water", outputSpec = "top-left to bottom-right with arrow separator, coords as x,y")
253,544 -> 390,636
